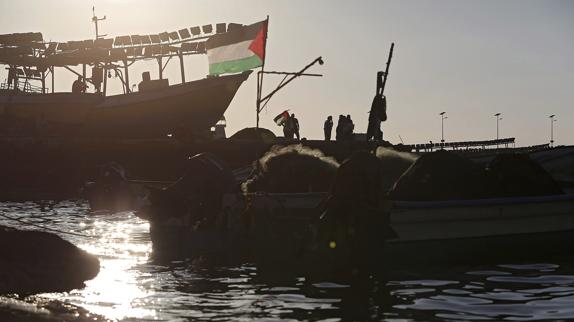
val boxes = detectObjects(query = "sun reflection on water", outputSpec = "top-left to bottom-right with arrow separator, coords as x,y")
42,213 -> 157,320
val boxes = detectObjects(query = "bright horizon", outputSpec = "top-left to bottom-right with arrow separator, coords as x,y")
1,0 -> 572,146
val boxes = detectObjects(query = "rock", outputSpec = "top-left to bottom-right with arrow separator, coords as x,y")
0,226 -> 99,295
230,127 -> 276,143
0,295 -> 106,322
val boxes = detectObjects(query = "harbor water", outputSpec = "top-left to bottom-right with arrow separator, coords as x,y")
2,200 -> 574,321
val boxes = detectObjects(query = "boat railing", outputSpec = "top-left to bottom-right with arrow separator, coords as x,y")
0,81 -> 44,93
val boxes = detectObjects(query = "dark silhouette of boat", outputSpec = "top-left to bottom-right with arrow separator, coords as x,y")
0,71 -> 250,138
0,16 -> 261,139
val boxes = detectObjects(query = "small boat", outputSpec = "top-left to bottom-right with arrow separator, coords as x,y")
387,194 -> 574,264
244,192 -> 574,268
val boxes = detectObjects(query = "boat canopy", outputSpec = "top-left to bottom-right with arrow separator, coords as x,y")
0,23 -> 242,68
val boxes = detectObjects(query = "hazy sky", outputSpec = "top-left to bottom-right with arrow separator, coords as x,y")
1,0 -> 572,146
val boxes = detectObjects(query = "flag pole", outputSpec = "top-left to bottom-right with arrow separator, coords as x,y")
256,15 -> 269,129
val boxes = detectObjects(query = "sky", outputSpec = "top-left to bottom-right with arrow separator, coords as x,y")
1,0 -> 572,146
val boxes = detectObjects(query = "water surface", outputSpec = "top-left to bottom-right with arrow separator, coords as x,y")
2,201 -> 574,321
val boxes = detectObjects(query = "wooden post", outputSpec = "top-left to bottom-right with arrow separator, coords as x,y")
82,64 -> 86,89
179,53 -> 185,84
124,59 -> 130,93
41,70 -> 46,94
158,57 -> 163,80
51,66 -> 54,93
103,64 -> 107,95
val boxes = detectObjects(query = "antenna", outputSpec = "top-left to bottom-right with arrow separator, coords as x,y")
92,7 -> 107,40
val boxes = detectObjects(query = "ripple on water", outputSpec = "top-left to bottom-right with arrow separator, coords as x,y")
4,201 -> 574,321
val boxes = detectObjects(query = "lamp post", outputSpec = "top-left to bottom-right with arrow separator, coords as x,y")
494,113 -> 502,140
440,111 -> 447,143
549,114 -> 556,147
494,113 -> 502,149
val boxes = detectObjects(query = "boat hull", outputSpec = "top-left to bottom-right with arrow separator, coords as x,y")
144,192 -> 574,269
249,193 -> 574,268
387,194 -> 574,265
0,72 -> 250,138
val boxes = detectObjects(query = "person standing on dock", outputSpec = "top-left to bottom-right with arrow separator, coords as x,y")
324,116 -> 333,141
345,115 -> 355,140
291,113 -> 300,140
335,115 -> 345,141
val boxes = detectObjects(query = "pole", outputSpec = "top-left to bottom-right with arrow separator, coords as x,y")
494,113 -> 501,148
550,114 -> 556,147
440,112 -> 446,143
494,113 -> 501,140
92,7 -> 106,40
380,42 -> 394,96
550,118 -> 554,146
256,71 -> 261,128
158,57 -> 163,80
440,116 -> 444,143
103,64 -> 108,95
258,56 -> 324,106
51,66 -> 54,93
256,15 -> 269,129
41,70 -> 46,94
82,64 -> 86,89
179,53 -> 185,84
124,59 -> 130,93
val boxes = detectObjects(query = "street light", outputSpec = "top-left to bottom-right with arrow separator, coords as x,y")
494,113 -> 502,140
549,114 -> 557,147
440,111 -> 447,143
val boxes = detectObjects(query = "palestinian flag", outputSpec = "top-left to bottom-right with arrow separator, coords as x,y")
206,20 -> 267,76
273,110 -> 290,126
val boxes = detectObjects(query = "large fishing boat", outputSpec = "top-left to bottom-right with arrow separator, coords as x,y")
0,15 -> 267,139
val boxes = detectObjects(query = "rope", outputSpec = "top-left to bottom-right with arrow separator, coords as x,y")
0,212 -> 95,238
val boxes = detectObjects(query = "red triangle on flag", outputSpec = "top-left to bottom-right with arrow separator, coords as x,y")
249,21 -> 267,61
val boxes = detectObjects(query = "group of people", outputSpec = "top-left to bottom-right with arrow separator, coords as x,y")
282,113 -> 300,140
323,114 -> 354,141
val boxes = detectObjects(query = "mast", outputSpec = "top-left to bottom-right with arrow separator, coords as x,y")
92,7 -> 107,95
92,7 -> 107,39
380,42 -> 394,96
256,15 -> 269,129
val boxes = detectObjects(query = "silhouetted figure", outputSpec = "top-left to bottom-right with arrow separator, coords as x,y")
324,116 -> 333,141
335,115 -> 346,141
344,115 -> 354,140
290,114 -> 301,140
282,114 -> 294,139
282,117 -> 293,139
92,66 -> 103,93
367,71 -> 387,141
72,76 -> 87,93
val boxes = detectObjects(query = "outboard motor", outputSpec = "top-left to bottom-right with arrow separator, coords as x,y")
312,151 -> 396,279
139,153 -> 237,257
142,153 -> 237,226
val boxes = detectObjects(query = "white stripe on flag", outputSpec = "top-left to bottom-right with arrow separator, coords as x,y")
207,40 -> 255,65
